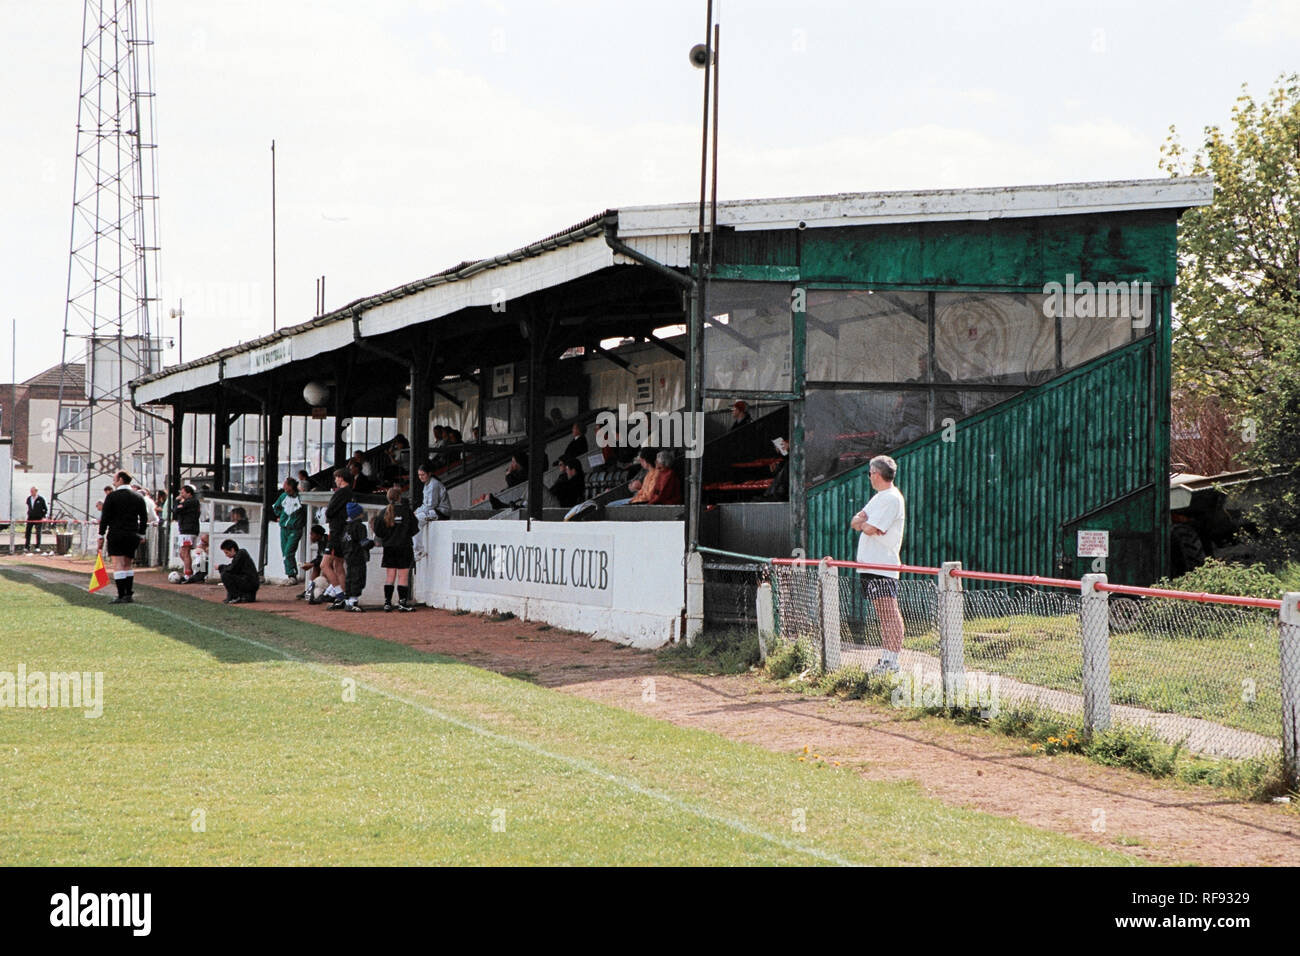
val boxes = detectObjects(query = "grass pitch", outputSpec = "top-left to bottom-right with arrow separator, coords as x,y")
0,567 -> 1137,866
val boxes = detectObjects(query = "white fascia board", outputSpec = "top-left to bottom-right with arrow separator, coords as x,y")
615,177 -> 1214,236
135,235 -> 622,402
134,362 -> 220,405
361,235 -> 618,338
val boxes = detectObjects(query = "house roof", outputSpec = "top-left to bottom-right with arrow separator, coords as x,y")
22,363 -> 84,390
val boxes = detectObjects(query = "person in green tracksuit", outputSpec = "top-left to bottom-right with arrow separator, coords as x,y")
271,476 -> 307,582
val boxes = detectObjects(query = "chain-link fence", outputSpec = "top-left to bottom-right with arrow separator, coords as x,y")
700,560 -> 767,630
699,549 -> 1300,782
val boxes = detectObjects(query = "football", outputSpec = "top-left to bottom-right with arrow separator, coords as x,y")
168,571 -> 182,584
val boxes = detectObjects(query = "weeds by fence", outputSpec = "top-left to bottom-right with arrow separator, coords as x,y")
697,547 -> 1300,788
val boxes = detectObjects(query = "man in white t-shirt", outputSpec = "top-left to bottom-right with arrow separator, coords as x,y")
850,455 -> 906,675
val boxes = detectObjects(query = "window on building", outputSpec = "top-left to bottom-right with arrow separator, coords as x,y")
934,292 -> 1056,386
806,290 -> 929,384
703,281 -> 793,393
132,453 -> 163,481
57,452 -> 87,474
59,406 -> 88,431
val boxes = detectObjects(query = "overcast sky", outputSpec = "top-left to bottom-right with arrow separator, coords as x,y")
2,0 -> 1297,383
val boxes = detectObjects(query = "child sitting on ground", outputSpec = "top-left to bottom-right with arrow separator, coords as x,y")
297,524 -> 328,603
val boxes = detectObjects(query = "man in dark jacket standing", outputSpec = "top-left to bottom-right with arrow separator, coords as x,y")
98,471 -> 149,604
321,468 -> 353,606
24,487 -> 48,551
174,483 -> 202,582
216,539 -> 260,604
328,501 -> 373,612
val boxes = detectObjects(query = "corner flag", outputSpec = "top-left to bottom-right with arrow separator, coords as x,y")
89,552 -> 110,593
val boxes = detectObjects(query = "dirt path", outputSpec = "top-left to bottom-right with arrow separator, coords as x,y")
11,556 -> 1300,865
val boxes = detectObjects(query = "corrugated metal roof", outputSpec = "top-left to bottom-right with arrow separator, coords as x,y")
617,177 -> 1214,236
132,177 -> 1212,393
132,210 -> 614,389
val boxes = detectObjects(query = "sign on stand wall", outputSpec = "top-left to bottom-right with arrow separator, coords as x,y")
417,520 -> 685,648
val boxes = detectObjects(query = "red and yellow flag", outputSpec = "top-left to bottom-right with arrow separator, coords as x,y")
88,552 -> 110,593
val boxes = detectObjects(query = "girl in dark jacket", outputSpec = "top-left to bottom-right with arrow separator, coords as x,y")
372,487 -> 419,612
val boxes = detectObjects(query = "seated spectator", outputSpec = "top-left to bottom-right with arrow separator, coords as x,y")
730,400 -> 753,430
383,435 -> 410,483
297,524 -> 328,603
223,507 -> 250,534
216,538 -> 259,604
504,451 -> 528,488
608,449 -> 656,506
763,437 -> 790,499
297,469 -> 314,493
646,450 -> 683,505
629,449 -> 667,504
348,459 -> 376,495
549,455 -> 586,509
557,423 -> 588,464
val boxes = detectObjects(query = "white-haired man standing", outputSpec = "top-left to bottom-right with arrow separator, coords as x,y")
850,455 -> 906,675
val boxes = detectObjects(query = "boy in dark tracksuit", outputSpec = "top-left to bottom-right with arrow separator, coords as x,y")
328,502 -> 373,612
217,539 -> 260,604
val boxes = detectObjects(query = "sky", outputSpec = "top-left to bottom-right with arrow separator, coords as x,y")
1,0 -> 1297,383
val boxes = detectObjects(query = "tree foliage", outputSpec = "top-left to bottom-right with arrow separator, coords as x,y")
1160,74 -> 1300,416
1161,75 -> 1300,557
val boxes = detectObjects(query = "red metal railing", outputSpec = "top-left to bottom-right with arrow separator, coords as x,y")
1094,581 -> 1283,611
756,553 -> 1294,611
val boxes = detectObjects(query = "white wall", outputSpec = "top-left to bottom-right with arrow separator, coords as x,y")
0,442 -> 12,527
415,519 -> 685,648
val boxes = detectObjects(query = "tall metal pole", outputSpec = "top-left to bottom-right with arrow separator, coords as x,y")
709,23 -> 720,270
8,319 -> 14,555
697,0 -> 713,245
271,139 -> 278,332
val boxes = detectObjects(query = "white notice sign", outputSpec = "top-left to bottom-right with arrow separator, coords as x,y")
251,339 -> 293,371
1077,530 -> 1109,558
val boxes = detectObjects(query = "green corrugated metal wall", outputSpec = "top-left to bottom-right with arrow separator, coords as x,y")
807,339 -> 1160,584
703,210 -> 1181,584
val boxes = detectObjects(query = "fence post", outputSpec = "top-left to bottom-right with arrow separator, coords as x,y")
938,561 -> 964,705
1080,573 -> 1111,733
755,580 -> 774,663
1280,593 -> 1300,790
684,551 -> 704,647
819,557 -> 841,673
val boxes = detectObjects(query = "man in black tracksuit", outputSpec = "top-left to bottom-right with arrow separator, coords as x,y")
327,501 -> 373,612
321,468 -> 353,607
98,470 -> 150,605
216,539 -> 260,604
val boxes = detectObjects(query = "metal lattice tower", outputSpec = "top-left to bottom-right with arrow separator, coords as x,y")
51,0 -> 164,526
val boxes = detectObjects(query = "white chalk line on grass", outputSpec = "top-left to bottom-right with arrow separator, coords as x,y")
11,567 -> 856,867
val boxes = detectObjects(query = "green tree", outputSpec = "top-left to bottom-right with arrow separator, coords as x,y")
1160,73 -> 1300,414
1161,74 -> 1300,559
